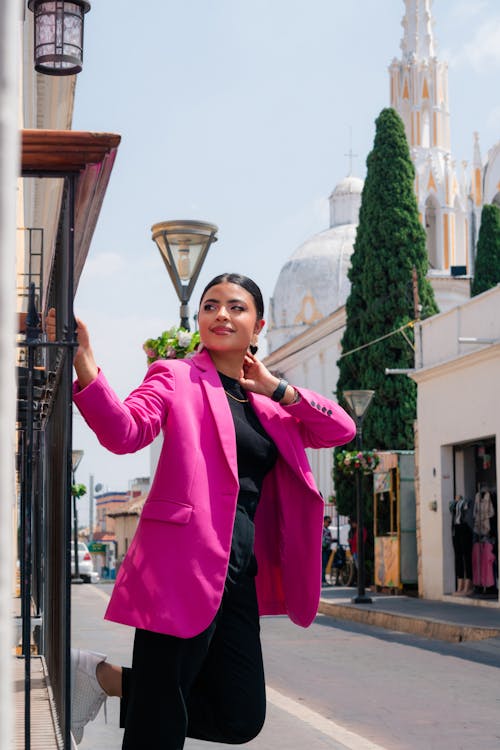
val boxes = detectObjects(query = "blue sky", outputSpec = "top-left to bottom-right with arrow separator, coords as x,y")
71,0 -> 500,508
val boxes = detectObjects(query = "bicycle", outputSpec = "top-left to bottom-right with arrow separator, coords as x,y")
327,543 -> 355,586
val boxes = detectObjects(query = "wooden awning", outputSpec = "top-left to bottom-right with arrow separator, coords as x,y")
21,129 -> 121,291
22,129 -> 121,175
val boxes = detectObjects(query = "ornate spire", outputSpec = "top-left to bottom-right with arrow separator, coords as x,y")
471,132 -> 483,207
400,0 -> 436,61
472,131 -> 482,169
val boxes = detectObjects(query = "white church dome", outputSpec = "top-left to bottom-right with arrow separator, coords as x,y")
267,175 -> 363,352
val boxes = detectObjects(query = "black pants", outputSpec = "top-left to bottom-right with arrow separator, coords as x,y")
453,523 -> 473,580
321,548 -> 330,582
120,573 -> 266,749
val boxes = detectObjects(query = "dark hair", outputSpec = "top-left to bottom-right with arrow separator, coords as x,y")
199,273 -> 265,320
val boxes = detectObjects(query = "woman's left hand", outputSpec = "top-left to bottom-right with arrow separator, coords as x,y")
239,353 -> 280,398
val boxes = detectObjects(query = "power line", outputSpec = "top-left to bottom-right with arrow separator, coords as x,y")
339,320 -> 416,359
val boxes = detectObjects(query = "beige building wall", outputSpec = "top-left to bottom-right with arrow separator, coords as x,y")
113,514 -> 141,562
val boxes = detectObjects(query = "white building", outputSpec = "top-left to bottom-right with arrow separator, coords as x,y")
412,285 -> 499,604
267,175 -> 362,354
265,0 -> 500,513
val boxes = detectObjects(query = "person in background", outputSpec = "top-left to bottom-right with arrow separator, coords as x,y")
48,272 -> 355,748
322,515 -> 333,585
348,517 -> 367,569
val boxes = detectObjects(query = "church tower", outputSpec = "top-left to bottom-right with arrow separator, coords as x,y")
389,0 -> 471,308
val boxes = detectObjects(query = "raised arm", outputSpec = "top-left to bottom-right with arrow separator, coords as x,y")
45,308 -> 98,388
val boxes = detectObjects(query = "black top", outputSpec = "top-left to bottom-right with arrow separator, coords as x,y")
218,372 -> 278,588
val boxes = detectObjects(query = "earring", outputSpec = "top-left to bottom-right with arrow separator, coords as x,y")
249,344 -> 258,355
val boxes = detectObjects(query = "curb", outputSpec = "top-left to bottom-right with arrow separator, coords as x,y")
318,599 -> 500,643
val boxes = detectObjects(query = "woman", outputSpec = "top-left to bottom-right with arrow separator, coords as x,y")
54,273 -> 355,748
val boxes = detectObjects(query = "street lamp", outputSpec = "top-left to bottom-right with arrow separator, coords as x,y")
28,1 -> 91,76
343,390 -> 375,604
151,220 -> 218,330
71,449 -> 84,584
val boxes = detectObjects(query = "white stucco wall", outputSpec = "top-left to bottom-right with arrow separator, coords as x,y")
264,309 -> 346,499
413,285 -> 500,601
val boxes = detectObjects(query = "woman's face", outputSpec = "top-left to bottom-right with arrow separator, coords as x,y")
198,282 -> 264,354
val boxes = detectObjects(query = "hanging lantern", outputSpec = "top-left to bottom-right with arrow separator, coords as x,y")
28,1 -> 91,76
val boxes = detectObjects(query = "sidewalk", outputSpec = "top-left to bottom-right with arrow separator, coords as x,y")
318,585 -> 500,643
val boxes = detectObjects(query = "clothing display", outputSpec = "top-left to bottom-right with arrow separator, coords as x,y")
473,490 -> 495,537
471,489 -> 498,593
472,542 -> 496,588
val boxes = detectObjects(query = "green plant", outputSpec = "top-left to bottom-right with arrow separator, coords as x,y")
143,327 -> 201,365
71,483 -> 87,498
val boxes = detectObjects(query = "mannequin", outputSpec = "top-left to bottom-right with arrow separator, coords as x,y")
449,495 -> 474,596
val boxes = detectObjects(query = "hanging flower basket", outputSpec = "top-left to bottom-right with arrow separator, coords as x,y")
143,326 -> 201,365
336,449 -> 380,476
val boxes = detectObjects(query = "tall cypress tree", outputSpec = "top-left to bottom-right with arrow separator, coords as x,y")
334,108 -> 438,519
471,203 -> 500,297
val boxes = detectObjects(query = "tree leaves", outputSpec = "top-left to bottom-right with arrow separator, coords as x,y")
471,204 -> 500,297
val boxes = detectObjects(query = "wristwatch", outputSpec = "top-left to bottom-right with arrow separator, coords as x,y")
271,378 -> 288,402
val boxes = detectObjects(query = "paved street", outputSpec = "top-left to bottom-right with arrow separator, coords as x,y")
72,583 -> 500,750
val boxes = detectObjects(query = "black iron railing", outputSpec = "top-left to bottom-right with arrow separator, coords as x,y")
16,175 -> 78,749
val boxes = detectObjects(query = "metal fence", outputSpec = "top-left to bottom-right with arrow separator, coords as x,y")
17,176 -> 79,749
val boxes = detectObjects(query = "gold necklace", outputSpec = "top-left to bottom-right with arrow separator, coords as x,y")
224,389 -> 249,403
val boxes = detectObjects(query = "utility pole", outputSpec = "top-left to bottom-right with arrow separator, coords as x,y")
89,474 -> 94,542
412,266 -> 421,321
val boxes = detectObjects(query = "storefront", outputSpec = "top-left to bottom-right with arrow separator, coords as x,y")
411,285 -> 500,604
373,451 -> 418,592
451,438 -> 497,599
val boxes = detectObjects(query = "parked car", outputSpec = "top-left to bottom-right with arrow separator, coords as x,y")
71,541 -> 99,583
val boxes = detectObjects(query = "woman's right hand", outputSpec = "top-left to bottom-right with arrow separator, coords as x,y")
45,308 -> 98,388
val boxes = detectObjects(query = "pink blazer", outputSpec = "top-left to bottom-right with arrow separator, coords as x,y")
73,348 -> 355,637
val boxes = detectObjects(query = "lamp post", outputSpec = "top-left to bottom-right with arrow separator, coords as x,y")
71,449 -> 84,584
151,220 -> 218,330
343,390 -> 375,604
28,0 -> 91,76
